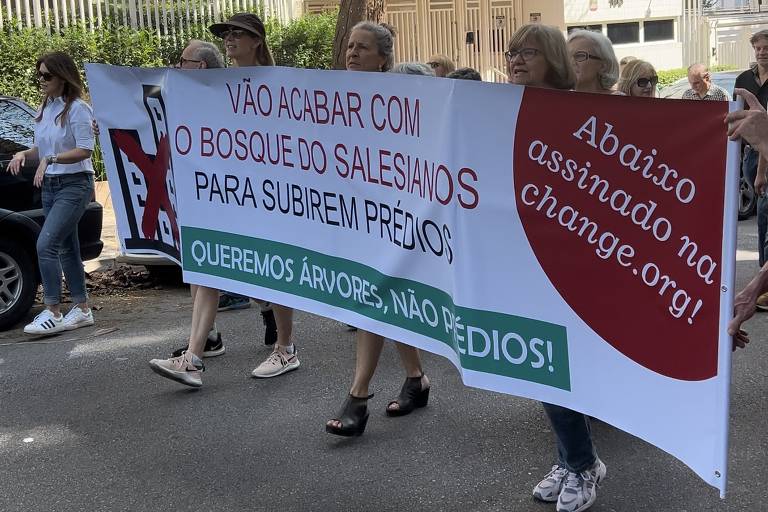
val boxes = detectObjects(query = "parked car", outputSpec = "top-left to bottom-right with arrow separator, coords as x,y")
0,96 -> 103,330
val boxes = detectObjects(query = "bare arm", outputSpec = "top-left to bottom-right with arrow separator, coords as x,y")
728,263 -> 768,349
5,146 -> 39,175
757,155 -> 768,195
48,148 -> 92,165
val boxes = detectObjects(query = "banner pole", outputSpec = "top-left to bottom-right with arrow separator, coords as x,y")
716,98 -> 743,498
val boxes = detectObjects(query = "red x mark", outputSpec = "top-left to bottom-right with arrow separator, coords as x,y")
113,130 -> 179,246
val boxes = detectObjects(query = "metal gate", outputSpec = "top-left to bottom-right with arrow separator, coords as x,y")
304,0 -> 518,81
385,0 -> 516,82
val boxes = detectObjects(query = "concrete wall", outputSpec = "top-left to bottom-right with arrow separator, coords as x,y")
613,40 -> 684,70
518,0 -> 565,28
563,0 -> 684,70
564,0 -> 681,24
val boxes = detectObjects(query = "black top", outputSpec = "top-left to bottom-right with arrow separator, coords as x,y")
734,65 -> 768,109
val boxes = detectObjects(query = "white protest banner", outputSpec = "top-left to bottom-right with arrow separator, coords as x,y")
87,63 -> 739,496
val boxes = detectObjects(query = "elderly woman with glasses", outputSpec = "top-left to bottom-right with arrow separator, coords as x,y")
505,23 -> 608,512
567,29 -> 621,94
504,25 -> 573,89
618,59 -> 658,97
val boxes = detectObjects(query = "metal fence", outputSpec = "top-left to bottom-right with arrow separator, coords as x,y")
374,0 -> 518,83
0,0 -> 297,32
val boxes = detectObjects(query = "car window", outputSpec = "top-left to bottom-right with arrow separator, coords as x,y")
0,100 -> 34,155
713,76 -> 737,95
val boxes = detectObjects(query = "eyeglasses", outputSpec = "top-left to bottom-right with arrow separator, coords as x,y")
504,48 -> 540,63
37,71 -> 55,82
636,76 -> 659,88
221,29 -> 248,40
571,51 -> 602,63
178,57 -> 202,67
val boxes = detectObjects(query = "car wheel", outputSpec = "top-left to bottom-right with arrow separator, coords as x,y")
739,171 -> 757,220
0,238 -> 37,331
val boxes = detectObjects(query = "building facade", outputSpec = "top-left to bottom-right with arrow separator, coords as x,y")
305,0 -> 768,79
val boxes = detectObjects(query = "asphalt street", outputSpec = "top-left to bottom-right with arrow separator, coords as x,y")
1,218 -> 767,512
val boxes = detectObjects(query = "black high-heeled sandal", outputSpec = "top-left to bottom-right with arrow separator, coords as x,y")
325,393 -> 374,437
386,374 -> 430,417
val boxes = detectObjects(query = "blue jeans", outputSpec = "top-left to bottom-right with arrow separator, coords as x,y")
542,403 -> 597,472
38,172 -> 94,306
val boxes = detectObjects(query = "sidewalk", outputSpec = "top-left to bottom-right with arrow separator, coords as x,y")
87,181 -> 118,273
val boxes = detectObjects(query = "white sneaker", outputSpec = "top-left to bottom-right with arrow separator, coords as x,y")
24,309 -> 65,335
533,464 -> 569,502
149,352 -> 205,387
251,346 -> 300,378
556,458 -> 606,512
62,306 -> 94,330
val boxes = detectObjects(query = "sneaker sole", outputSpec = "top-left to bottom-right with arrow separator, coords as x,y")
24,324 -> 66,335
203,346 -> 226,358
251,359 -> 300,378
64,319 -> 95,331
149,361 -> 202,387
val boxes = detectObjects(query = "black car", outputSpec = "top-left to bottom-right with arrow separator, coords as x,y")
0,96 -> 103,330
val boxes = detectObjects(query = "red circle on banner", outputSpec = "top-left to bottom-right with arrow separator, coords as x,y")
513,88 -> 727,381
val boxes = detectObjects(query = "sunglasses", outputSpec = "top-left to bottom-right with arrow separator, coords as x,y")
504,48 -> 540,63
221,29 -> 248,40
636,76 -> 659,88
572,51 -> 602,63
37,71 -> 55,82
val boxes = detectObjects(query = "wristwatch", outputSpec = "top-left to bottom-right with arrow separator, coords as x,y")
48,154 -> 58,165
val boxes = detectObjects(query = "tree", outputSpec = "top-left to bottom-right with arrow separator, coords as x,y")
331,0 -> 385,69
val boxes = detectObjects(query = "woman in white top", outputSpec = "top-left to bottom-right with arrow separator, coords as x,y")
6,51 -> 96,335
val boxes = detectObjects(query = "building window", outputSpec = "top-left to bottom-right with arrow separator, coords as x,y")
644,19 -> 674,42
567,25 -> 602,35
607,22 -> 640,44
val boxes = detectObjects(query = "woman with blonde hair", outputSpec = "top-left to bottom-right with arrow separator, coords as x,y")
426,54 -> 456,77
506,24 -> 607,512
617,59 -> 658,97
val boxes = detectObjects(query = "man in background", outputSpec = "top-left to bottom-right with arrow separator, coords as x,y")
682,63 -> 729,101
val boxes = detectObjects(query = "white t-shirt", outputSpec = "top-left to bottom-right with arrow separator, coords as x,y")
34,96 -> 95,175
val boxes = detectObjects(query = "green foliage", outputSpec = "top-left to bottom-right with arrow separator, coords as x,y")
266,11 -> 337,69
711,64 -> 740,72
657,64 -> 739,88
657,68 -> 687,88
0,9 -> 337,179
